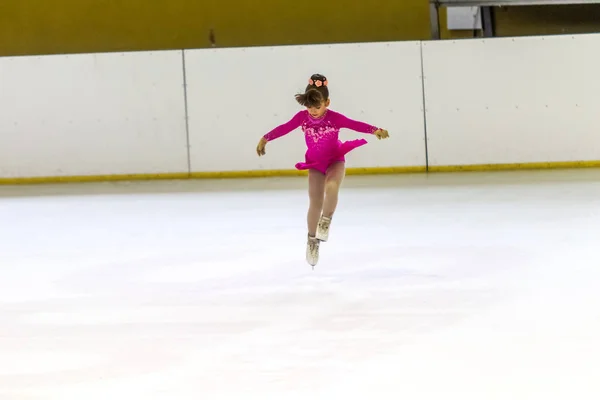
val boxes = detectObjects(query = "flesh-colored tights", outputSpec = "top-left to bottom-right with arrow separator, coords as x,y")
307,161 -> 345,237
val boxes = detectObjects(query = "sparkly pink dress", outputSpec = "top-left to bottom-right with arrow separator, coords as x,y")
263,109 -> 379,174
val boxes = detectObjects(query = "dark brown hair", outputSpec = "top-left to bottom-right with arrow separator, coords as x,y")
295,74 -> 329,108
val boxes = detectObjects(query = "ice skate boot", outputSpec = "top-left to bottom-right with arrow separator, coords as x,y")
316,215 -> 332,242
306,234 -> 320,268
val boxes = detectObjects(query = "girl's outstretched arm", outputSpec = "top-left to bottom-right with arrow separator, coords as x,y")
263,111 -> 305,141
331,110 -> 379,134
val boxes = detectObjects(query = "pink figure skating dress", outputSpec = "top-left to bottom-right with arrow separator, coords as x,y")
263,109 -> 379,174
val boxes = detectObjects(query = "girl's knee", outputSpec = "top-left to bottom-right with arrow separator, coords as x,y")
325,180 -> 340,195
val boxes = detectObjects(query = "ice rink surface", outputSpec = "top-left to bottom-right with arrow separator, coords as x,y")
1,169 -> 600,400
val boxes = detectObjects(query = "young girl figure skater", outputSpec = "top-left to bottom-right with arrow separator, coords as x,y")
256,73 -> 389,267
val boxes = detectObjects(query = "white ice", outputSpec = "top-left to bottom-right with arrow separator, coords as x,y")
1,170 -> 600,400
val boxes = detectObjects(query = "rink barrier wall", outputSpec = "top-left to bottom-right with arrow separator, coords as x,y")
0,50 -> 189,182
1,35 -> 600,185
421,34 -> 600,169
183,42 -> 428,174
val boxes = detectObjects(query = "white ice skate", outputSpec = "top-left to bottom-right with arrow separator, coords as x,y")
306,234 -> 320,267
316,215 -> 332,242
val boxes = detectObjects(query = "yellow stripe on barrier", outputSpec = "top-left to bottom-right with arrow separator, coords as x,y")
429,160 -> 600,173
1,161 -> 599,185
0,172 -> 190,185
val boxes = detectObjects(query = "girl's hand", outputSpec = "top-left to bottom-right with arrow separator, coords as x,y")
374,129 -> 389,140
256,137 -> 267,156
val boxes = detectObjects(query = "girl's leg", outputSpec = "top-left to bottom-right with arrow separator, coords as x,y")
316,161 -> 346,242
306,169 -> 326,266
307,169 -> 326,236
322,161 -> 346,218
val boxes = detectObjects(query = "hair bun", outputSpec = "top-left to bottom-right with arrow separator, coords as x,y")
308,74 -> 328,87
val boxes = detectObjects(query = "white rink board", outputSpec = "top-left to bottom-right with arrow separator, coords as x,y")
185,42 -> 427,172
422,34 -> 600,167
0,51 -> 188,178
